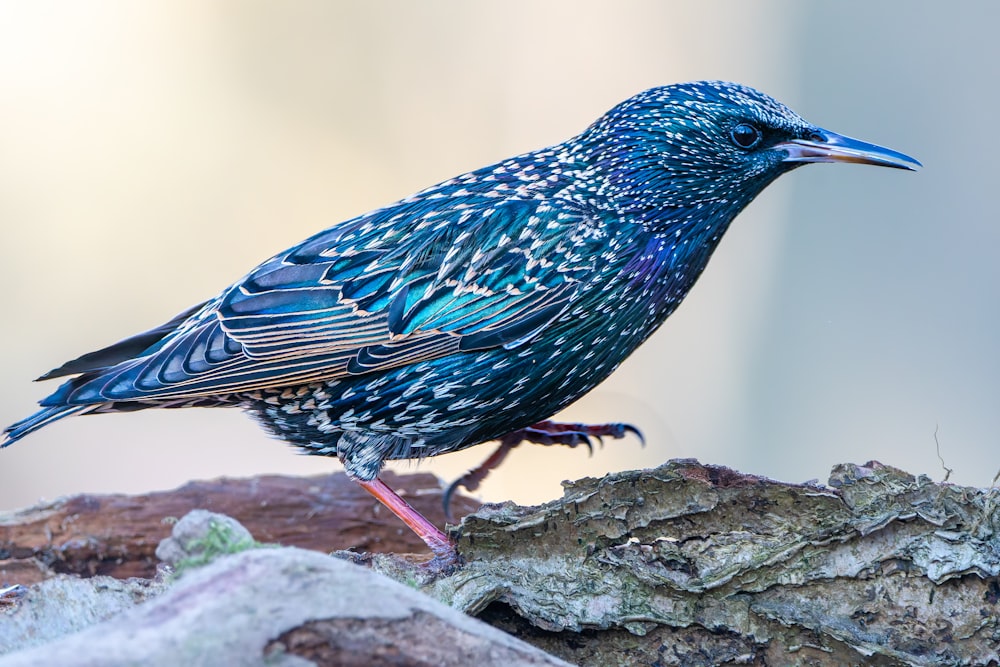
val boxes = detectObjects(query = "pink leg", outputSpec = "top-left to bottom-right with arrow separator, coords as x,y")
357,477 -> 457,564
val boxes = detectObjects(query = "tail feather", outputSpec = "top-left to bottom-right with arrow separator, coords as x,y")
2,405 -> 89,447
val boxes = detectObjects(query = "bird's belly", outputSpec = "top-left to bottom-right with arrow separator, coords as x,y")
241,322 -> 641,462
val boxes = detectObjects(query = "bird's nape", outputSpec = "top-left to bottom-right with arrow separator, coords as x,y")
2,81 -> 919,565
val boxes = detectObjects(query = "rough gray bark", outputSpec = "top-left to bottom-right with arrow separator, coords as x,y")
1,460 -> 998,666
1,540 -> 570,667
418,460 -> 1000,665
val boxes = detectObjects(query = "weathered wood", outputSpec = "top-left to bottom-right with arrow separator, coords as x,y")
0,543 -> 571,667
417,460 -> 1000,665
0,471 -> 478,585
2,460 -> 998,666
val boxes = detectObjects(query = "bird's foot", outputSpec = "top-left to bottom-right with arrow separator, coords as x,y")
514,419 -> 645,452
443,419 -> 643,520
422,549 -> 463,575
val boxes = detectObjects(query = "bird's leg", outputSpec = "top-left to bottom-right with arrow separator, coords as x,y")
443,420 -> 643,520
356,477 -> 458,566
441,433 -> 522,521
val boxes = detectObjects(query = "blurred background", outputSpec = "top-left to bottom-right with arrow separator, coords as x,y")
1,1 -> 997,511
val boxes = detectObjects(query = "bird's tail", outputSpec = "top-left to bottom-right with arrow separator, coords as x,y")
2,405 -> 89,448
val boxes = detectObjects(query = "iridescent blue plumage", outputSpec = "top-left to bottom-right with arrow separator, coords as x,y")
2,81 -> 919,561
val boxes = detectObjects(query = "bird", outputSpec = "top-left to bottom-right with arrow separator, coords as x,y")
2,81 -> 919,565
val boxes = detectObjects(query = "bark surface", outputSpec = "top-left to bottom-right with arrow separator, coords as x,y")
0,470 -> 477,585
1,460 -> 998,666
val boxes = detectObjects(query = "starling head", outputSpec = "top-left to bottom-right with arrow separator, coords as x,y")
579,81 -> 920,227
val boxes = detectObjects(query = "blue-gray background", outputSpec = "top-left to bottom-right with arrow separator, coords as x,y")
1,1 -> 996,510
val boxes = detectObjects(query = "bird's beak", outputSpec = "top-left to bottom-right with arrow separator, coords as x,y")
776,128 -> 921,171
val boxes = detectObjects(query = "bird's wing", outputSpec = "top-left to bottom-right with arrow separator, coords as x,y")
48,197 -> 602,404
36,301 -> 210,381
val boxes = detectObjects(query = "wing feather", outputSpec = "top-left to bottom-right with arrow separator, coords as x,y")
48,193 -> 606,405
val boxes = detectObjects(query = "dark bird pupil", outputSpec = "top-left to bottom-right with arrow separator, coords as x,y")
731,123 -> 761,149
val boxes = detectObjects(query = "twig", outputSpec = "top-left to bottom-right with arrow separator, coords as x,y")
934,424 -> 952,483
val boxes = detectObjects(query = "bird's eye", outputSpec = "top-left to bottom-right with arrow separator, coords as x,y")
730,123 -> 762,149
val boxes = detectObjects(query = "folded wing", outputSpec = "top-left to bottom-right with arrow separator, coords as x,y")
44,197 -> 601,406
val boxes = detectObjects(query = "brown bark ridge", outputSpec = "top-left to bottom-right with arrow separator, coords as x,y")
0,470 -> 478,585
1,459 -> 998,666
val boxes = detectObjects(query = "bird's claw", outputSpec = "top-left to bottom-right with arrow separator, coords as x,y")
521,426 -> 596,452
442,479 -> 464,523
622,423 -> 646,447
424,543 -> 463,574
520,421 -> 643,451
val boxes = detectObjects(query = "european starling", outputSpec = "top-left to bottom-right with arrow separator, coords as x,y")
2,81 -> 919,564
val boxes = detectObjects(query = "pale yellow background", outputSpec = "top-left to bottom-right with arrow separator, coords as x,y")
1,1 -> 995,510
